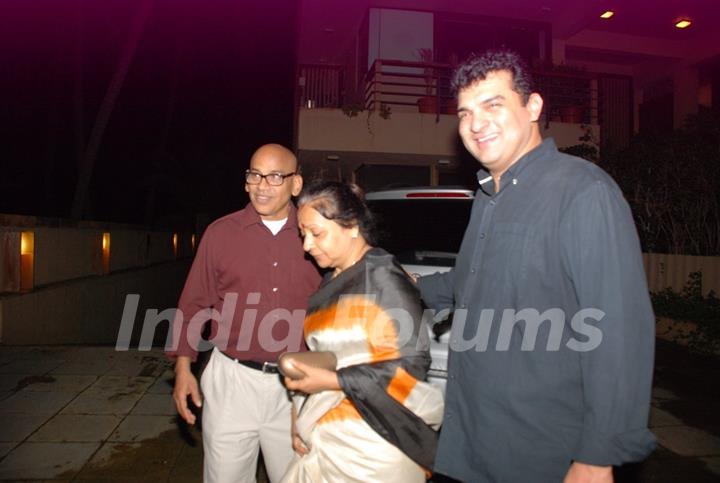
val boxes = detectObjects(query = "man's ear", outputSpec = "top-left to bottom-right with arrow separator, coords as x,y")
292,174 -> 303,197
527,93 -> 544,122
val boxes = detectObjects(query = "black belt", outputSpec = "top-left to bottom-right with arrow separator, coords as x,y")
219,351 -> 279,374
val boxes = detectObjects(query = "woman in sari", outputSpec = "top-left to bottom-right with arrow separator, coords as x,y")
281,180 -> 444,483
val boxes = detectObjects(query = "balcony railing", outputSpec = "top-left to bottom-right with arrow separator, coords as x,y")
297,59 -> 600,125
362,59 -> 457,116
298,63 -> 345,109
535,70 -> 600,125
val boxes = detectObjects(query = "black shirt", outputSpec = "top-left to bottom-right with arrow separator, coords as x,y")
418,138 -> 656,482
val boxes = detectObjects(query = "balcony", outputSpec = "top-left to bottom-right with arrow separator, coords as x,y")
299,59 -> 599,119
295,60 -> 601,177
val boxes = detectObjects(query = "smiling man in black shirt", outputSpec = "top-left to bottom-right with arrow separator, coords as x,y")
417,50 -> 656,482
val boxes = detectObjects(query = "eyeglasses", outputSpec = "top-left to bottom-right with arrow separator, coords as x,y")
245,170 -> 296,186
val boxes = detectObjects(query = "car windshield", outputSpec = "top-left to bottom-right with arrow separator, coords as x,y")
368,199 -> 472,266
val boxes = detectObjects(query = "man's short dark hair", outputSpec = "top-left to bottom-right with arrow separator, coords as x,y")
451,50 -> 534,104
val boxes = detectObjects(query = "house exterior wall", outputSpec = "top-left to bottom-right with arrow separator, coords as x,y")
297,107 -> 597,157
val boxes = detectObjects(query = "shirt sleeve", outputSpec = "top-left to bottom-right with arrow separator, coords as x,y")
416,269 -> 456,313
166,227 -> 220,361
560,179 -> 656,465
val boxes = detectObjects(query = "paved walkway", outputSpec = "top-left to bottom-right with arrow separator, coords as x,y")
0,341 -> 718,482
0,346 -> 208,482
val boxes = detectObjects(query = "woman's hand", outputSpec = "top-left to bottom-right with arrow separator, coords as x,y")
292,432 -> 310,456
284,360 -> 341,394
290,399 -> 310,456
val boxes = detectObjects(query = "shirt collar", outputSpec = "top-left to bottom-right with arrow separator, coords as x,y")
241,202 -> 299,232
476,138 -> 557,196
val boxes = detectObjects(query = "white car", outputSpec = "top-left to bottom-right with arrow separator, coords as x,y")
366,187 -> 475,392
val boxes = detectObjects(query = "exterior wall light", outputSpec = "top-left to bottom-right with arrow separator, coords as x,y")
102,232 -> 111,273
600,10 -> 614,19
20,231 -> 34,291
675,19 -> 692,29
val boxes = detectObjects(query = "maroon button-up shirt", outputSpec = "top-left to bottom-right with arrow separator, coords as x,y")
168,203 -> 321,362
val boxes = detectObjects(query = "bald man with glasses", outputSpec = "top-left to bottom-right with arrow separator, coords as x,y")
170,144 -> 321,483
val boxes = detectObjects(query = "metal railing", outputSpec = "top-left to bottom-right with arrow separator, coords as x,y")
535,71 -> 599,126
362,59 -> 455,111
297,59 -> 600,126
298,63 -> 344,108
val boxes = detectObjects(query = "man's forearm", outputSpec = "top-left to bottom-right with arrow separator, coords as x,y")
175,355 -> 192,374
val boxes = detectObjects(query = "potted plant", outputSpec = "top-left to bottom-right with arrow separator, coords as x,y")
539,61 -> 588,123
416,48 -> 437,113
560,105 -> 584,123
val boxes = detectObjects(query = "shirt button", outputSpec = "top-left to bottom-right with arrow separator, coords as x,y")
460,304 -> 467,309
479,233 -> 485,239
471,268 -> 476,274
512,178 -> 518,185
489,200 -> 496,206
272,287 -> 278,292
273,262 -> 278,267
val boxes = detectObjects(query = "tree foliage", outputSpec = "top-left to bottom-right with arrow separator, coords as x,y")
599,110 -> 720,255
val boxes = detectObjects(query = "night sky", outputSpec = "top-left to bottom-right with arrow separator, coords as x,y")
1,0 -> 299,226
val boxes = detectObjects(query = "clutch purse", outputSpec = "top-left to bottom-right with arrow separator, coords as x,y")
277,351 -> 337,380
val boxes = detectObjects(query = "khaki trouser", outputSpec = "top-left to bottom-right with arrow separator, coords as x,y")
201,348 -> 293,483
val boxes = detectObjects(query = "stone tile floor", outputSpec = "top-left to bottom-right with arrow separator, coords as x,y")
0,340 -> 717,482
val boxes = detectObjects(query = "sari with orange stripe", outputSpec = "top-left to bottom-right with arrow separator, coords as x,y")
282,248 -> 444,483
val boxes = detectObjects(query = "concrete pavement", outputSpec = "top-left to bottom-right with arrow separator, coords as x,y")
0,341 -> 718,482
0,346 -> 209,482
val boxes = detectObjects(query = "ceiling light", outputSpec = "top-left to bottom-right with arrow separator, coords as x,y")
600,10 -> 614,19
675,18 -> 692,29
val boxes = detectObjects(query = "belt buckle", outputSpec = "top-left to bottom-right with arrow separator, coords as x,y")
262,362 -> 278,374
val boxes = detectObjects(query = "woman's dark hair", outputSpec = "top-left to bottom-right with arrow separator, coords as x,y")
451,49 -> 534,104
297,180 -> 377,245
